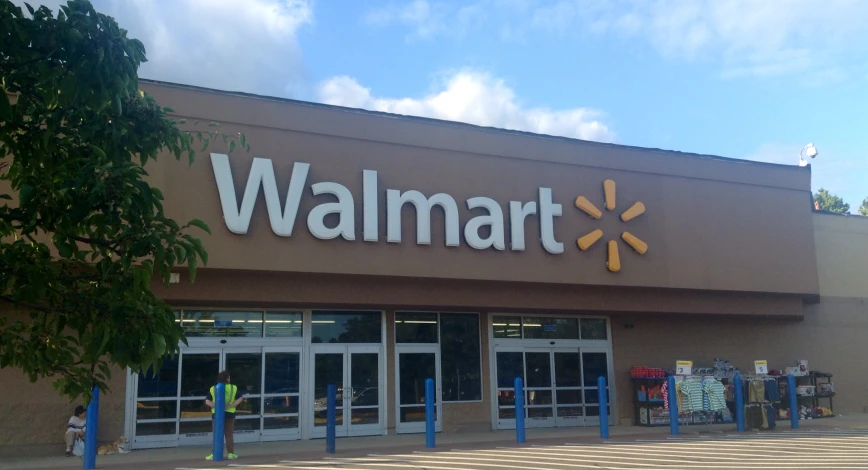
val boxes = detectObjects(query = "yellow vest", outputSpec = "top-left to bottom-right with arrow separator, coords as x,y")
210,384 -> 238,413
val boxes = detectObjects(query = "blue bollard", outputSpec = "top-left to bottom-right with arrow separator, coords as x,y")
425,378 -> 435,448
734,374 -> 745,432
212,382 -> 225,462
598,377 -> 609,439
83,387 -> 99,470
514,377 -> 525,443
787,374 -> 799,429
667,376 -> 679,436
326,384 -> 336,454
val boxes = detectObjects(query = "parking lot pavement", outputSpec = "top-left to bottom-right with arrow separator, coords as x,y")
183,429 -> 868,469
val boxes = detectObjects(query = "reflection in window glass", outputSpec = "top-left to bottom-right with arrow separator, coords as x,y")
525,352 -> 552,388
136,421 -> 176,436
440,314 -> 482,401
396,312 -> 438,343
582,352 -> 609,387
265,311 -> 303,337
311,311 -> 382,343
264,416 -> 299,429
179,420 -> 212,434
182,311 -> 263,337
265,353 -> 300,394
492,316 -> 522,338
580,318 -> 608,340
496,352 -> 524,388
180,354 -> 219,398
136,400 -> 177,420
522,317 -> 579,340
137,356 -> 179,398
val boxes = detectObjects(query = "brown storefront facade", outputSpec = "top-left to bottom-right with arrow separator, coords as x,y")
2,80 -> 867,455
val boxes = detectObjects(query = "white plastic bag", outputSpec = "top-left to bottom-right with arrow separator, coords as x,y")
72,438 -> 85,457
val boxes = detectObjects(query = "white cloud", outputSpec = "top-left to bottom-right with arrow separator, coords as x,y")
317,71 -> 616,142
19,0 -> 313,97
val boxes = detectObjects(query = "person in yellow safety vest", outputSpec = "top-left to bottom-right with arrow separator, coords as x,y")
204,370 -> 245,460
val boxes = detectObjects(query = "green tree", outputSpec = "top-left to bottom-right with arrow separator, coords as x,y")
0,0 -> 247,400
859,198 -> 868,216
813,188 -> 850,213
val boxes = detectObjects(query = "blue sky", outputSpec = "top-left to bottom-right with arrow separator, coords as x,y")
28,0 -> 868,212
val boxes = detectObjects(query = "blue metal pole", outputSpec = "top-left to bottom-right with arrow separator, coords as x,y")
598,377 -> 609,439
667,376 -> 679,436
514,377 -> 525,444
83,387 -> 99,470
787,374 -> 799,429
326,384 -> 336,454
212,382 -> 225,462
425,378 -> 435,448
734,374 -> 745,432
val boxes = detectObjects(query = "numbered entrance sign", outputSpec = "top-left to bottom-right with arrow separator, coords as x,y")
754,360 -> 768,375
676,361 -> 692,376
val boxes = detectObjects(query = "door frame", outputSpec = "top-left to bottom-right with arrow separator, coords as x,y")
552,348 -> 583,428
492,346 -> 525,430
177,348 -> 223,447
578,345 -> 615,427
260,346 -> 304,442
307,344 -> 385,439
522,348 -> 556,429
394,344 -> 442,434
221,348 -> 263,444
487,313 -> 615,431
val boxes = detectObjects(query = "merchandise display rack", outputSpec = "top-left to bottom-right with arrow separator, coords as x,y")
631,360 -> 836,427
631,375 -> 732,427
632,377 -> 668,426
777,372 -> 835,419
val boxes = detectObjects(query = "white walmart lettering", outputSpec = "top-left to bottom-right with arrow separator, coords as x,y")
210,154 -> 564,253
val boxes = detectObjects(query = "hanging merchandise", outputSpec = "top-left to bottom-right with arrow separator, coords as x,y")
748,379 -> 765,403
631,358 -> 836,427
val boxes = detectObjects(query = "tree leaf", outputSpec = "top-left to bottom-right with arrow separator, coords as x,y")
188,219 -> 211,235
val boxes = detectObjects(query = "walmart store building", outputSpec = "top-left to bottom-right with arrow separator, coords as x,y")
3,80 -> 868,455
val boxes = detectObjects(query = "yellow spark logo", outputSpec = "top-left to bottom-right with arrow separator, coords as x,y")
574,179 -> 647,272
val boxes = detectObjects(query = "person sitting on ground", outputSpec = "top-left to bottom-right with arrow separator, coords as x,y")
65,405 -> 86,457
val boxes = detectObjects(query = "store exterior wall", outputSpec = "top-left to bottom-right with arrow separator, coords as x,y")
0,80 -> 832,453
611,212 -> 868,425
0,306 -> 127,457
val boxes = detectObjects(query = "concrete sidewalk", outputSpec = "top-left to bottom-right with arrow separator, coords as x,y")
4,414 -> 866,470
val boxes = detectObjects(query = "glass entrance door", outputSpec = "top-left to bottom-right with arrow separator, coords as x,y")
396,345 -> 441,434
581,347 -> 611,425
553,350 -> 582,427
172,348 -> 302,446
494,347 -> 612,429
524,349 -> 555,428
178,350 -> 221,446
310,345 -> 383,438
222,349 -> 262,444
261,348 -> 302,441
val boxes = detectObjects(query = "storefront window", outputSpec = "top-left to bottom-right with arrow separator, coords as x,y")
265,311 -> 303,337
182,310 -> 264,337
492,316 -> 522,338
311,310 -> 382,343
522,317 -> 579,340
440,313 -> 481,401
580,318 -> 608,340
395,312 -> 438,343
